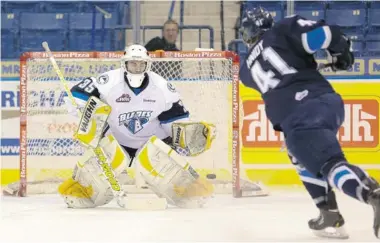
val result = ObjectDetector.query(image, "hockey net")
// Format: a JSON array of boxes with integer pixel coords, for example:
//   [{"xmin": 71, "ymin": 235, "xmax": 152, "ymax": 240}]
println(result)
[{"xmin": 6, "ymin": 51, "xmax": 266, "ymax": 198}]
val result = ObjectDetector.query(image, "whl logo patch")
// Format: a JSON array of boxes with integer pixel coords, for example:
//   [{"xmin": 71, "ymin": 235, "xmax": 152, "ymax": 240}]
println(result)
[
  {"xmin": 116, "ymin": 94, "xmax": 131, "ymax": 103},
  {"xmin": 118, "ymin": 111, "xmax": 152, "ymax": 134},
  {"xmin": 241, "ymin": 99, "xmax": 380, "ymax": 149}
]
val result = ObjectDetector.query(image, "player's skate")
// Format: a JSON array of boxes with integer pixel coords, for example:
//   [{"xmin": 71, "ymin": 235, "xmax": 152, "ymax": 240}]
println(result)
[
  {"xmin": 366, "ymin": 178, "xmax": 380, "ymax": 238},
  {"xmin": 308, "ymin": 191, "xmax": 349, "ymax": 239}
]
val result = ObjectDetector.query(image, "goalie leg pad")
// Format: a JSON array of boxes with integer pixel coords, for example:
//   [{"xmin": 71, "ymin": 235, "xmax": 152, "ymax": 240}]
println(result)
[
  {"xmin": 59, "ymin": 178, "xmax": 97, "ymax": 208},
  {"xmin": 135, "ymin": 136, "xmax": 214, "ymax": 208},
  {"xmin": 59, "ymin": 135, "xmax": 131, "ymax": 208},
  {"xmin": 59, "ymin": 152, "xmax": 115, "ymax": 208}
]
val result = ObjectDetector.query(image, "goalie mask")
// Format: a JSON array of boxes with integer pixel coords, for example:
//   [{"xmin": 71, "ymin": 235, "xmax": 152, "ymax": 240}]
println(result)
[{"xmin": 121, "ymin": 44, "xmax": 152, "ymax": 88}]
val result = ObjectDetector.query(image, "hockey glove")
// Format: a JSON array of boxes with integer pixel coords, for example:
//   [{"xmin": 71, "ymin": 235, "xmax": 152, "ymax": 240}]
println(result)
[{"xmin": 328, "ymin": 35, "xmax": 354, "ymax": 71}]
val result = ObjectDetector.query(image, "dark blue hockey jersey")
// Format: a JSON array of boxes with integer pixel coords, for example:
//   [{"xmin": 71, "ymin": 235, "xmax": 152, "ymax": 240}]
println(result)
[{"xmin": 239, "ymin": 15, "xmax": 350, "ymax": 131}]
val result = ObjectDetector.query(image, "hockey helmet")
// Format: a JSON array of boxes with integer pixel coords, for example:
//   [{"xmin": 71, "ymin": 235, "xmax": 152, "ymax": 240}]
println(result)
[
  {"xmin": 240, "ymin": 7, "xmax": 274, "ymax": 45},
  {"xmin": 121, "ymin": 44, "xmax": 152, "ymax": 88}
]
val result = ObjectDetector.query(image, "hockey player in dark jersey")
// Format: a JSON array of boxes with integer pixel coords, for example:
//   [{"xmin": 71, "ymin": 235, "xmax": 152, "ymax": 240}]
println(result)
[{"xmin": 239, "ymin": 7, "xmax": 380, "ymax": 239}]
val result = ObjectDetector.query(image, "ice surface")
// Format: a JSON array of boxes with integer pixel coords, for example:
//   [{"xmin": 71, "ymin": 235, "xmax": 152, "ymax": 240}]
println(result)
[{"xmin": 0, "ymin": 190, "xmax": 378, "ymax": 242}]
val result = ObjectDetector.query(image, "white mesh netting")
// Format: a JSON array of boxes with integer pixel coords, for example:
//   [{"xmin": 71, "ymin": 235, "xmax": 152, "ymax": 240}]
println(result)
[{"xmin": 8, "ymin": 52, "xmax": 266, "ymax": 197}]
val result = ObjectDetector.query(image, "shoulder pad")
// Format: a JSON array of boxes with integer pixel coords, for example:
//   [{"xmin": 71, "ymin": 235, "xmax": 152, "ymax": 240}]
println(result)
[
  {"xmin": 148, "ymin": 71, "xmax": 180, "ymax": 105},
  {"xmin": 93, "ymin": 69, "xmax": 123, "ymax": 96}
]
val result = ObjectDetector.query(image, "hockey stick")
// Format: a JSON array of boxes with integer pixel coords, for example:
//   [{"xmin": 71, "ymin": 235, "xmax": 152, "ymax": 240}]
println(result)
[{"xmin": 41, "ymin": 42, "xmax": 167, "ymax": 210}]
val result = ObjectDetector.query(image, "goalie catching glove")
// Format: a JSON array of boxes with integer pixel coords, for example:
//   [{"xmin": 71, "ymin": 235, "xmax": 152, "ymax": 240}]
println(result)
[{"xmin": 171, "ymin": 121, "xmax": 216, "ymax": 156}]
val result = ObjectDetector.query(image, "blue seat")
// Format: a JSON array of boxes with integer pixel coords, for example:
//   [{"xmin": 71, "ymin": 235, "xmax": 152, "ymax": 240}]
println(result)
[
  {"xmin": 295, "ymin": 1, "xmax": 326, "ymax": 10},
  {"xmin": 3, "ymin": 2, "xmax": 41, "ymax": 13},
  {"xmin": 1, "ymin": 13, "xmax": 19, "ymax": 59},
  {"xmin": 269, "ymin": 10, "xmax": 283, "ymax": 22},
  {"xmin": 327, "ymin": 1, "xmax": 367, "ymax": 9},
  {"xmin": 344, "ymin": 29, "xmax": 365, "ymax": 40},
  {"xmin": 370, "ymin": 1, "xmax": 380, "ymax": 9},
  {"xmin": 20, "ymin": 13, "xmax": 68, "ymax": 53},
  {"xmin": 40, "ymin": 2, "xmax": 87, "ymax": 13},
  {"xmin": 82, "ymin": 2, "xmax": 125, "ymax": 24},
  {"xmin": 244, "ymin": 1, "xmax": 284, "ymax": 22},
  {"xmin": 296, "ymin": 10, "xmax": 324, "ymax": 21},
  {"xmin": 326, "ymin": 9, "xmax": 365, "ymax": 27},
  {"xmin": 369, "ymin": 9, "xmax": 380, "ymax": 27},
  {"xmin": 351, "ymin": 41, "xmax": 364, "ymax": 52},
  {"xmin": 366, "ymin": 33, "xmax": 380, "ymax": 40},
  {"xmin": 69, "ymin": 13, "xmax": 118, "ymax": 51},
  {"xmin": 82, "ymin": 2, "xmax": 123, "ymax": 13},
  {"xmin": 294, "ymin": 1, "xmax": 326, "ymax": 21},
  {"xmin": 366, "ymin": 41, "xmax": 380, "ymax": 54}
]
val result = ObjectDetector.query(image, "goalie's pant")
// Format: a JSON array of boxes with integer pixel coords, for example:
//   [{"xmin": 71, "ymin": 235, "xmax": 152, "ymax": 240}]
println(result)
[
  {"xmin": 281, "ymin": 93, "xmax": 372, "ymax": 203},
  {"xmin": 121, "ymin": 136, "xmax": 172, "ymax": 166}
]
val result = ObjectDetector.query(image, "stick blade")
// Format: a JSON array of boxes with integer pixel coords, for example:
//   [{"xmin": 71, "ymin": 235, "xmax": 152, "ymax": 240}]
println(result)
[{"xmin": 124, "ymin": 198, "xmax": 168, "ymax": 211}]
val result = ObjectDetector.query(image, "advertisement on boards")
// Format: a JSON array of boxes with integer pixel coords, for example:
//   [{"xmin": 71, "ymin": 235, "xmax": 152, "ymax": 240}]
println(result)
[{"xmin": 240, "ymin": 81, "xmax": 380, "ymax": 184}]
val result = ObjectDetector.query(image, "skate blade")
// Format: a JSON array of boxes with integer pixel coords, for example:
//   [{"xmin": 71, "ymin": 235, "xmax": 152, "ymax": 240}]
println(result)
[
  {"xmin": 312, "ymin": 226, "xmax": 349, "ymax": 239},
  {"xmin": 370, "ymin": 188, "xmax": 380, "ymax": 239}
]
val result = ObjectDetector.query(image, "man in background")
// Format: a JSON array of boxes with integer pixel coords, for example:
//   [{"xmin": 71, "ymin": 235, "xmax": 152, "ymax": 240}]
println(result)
[
  {"xmin": 146, "ymin": 19, "xmax": 181, "ymax": 80},
  {"xmin": 145, "ymin": 19, "xmax": 180, "ymax": 51}
]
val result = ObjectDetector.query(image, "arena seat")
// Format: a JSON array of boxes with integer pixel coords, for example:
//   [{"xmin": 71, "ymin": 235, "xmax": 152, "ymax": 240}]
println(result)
[
  {"xmin": 294, "ymin": 1, "xmax": 325, "ymax": 21},
  {"xmin": 69, "ymin": 13, "xmax": 118, "ymax": 51},
  {"xmin": 20, "ymin": 13, "xmax": 68, "ymax": 53},
  {"xmin": 366, "ymin": 33, "xmax": 380, "ymax": 41},
  {"xmin": 244, "ymin": 1, "xmax": 284, "ymax": 22},
  {"xmin": 295, "ymin": 10, "xmax": 324, "ymax": 21},
  {"xmin": 366, "ymin": 41, "xmax": 380, "ymax": 55},
  {"xmin": 40, "ymin": 2, "xmax": 87, "ymax": 13},
  {"xmin": 2, "ymin": 2, "xmax": 41, "ymax": 13},
  {"xmin": 368, "ymin": 9, "xmax": 380, "ymax": 27},
  {"xmin": 1, "ymin": 13, "xmax": 19, "ymax": 58},
  {"xmin": 326, "ymin": 9, "xmax": 365, "ymax": 27}
]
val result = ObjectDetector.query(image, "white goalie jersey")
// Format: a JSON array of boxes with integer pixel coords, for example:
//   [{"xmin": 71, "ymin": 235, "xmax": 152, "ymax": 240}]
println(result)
[{"xmin": 65, "ymin": 68, "xmax": 190, "ymax": 150}]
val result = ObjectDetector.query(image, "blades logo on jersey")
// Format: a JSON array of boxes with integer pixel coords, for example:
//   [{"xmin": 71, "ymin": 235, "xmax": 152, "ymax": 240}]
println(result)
[{"xmin": 118, "ymin": 111, "xmax": 153, "ymax": 134}]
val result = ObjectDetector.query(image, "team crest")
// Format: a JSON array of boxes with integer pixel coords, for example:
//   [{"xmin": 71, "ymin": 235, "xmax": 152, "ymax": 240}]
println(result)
[
  {"xmin": 118, "ymin": 111, "xmax": 153, "ymax": 134},
  {"xmin": 116, "ymin": 94, "xmax": 131, "ymax": 102}
]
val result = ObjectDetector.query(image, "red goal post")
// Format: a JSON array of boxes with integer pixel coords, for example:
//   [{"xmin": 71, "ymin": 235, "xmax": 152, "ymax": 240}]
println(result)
[{"xmin": 18, "ymin": 50, "xmax": 245, "ymax": 197}]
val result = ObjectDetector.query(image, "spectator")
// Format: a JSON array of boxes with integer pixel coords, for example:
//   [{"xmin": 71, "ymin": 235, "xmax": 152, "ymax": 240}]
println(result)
[{"xmin": 145, "ymin": 19, "xmax": 180, "ymax": 51}]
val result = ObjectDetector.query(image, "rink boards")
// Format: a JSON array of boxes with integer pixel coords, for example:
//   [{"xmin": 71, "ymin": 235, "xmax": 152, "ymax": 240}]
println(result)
[{"xmin": 1, "ymin": 76, "xmax": 380, "ymax": 187}]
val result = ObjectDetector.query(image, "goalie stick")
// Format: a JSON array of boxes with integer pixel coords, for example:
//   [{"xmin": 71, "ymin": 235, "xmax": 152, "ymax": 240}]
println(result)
[{"xmin": 41, "ymin": 42, "xmax": 167, "ymax": 210}]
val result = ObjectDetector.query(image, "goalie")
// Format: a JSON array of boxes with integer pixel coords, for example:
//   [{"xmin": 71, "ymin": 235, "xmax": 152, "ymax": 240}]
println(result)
[{"xmin": 60, "ymin": 44, "xmax": 216, "ymax": 209}]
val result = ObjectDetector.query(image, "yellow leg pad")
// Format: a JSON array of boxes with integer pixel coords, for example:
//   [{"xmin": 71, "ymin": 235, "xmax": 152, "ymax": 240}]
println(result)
[
  {"xmin": 99, "ymin": 134, "xmax": 130, "ymax": 175},
  {"xmin": 173, "ymin": 177, "xmax": 214, "ymax": 198},
  {"xmin": 58, "ymin": 178, "xmax": 94, "ymax": 199}
]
